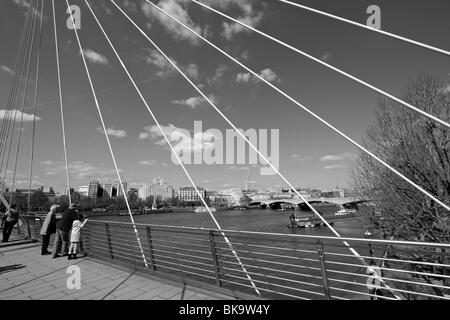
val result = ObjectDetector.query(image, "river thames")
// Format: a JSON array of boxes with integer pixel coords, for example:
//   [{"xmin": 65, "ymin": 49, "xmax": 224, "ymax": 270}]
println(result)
[
  {"xmin": 87, "ymin": 204, "xmax": 373, "ymax": 299},
  {"xmin": 89, "ymin": 203, "xmax": 370, "ymax": 238}
]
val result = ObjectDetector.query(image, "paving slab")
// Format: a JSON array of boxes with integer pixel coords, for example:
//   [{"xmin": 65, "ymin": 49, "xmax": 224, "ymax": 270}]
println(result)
[{"xmin": 0, "ymin": 243, "xmax": 238, "ymax": 300}]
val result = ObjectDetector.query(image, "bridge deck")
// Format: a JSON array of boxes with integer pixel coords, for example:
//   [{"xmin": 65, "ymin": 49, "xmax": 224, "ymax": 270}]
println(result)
[{"xmin": 0, "ymin": 242, "xmax": 237, "ymax": 300}]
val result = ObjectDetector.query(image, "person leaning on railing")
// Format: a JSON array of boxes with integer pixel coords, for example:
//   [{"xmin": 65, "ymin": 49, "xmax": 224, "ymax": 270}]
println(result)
[
  {"xmin": 52, "ymin": 204, "xmax": 77, "ymax": 258},
  {"xmin": 2, "ymin": 204, "xmax": 19, "ymax": 243},
  {"xmin": 39, "ymin": 205, "xmax": 59, "ymax": 255}
]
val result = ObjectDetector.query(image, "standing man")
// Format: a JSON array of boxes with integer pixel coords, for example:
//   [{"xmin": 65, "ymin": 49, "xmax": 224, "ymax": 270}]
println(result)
[
  {"xmin": 52, "ymin": 204, "xmax": 77, "ymax": 258},
  {"xmin": 2, "ymin": 204, "xmax": 20, "ymax": 242},
  {"xmin": 40, "ymin": 205, "xmax": 59, "ymax": 255}
]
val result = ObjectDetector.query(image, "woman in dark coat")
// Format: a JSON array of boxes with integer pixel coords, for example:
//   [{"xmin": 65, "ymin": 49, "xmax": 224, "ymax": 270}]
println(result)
[{"xmin": 40, "ymin": 205, "xmax": 59, "ymax": 255}]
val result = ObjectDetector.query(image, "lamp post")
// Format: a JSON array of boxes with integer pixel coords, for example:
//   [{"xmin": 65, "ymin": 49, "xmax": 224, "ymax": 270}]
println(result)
[{"xmin": 364, "ymin": 230, "xmax": 374, "ymax": 265}]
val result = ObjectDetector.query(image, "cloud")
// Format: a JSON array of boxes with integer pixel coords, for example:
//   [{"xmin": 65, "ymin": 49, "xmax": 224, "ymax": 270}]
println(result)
[
  {"xmin": 1, "ymin": 65, "xmax": 14, "ymax": 75},
  {"xmin": 0, "ymin": 110, "xmax": 41, "ymax": 122},
  {"xmin": 139, "ymin": 49, "xmax": 198, "ymax": 80},
  {"xmin": 184, "ymin": 63, "xmax": 200, "ymax": 80},
  {"xmin": 13, "ymin": 0, "xmax": 30, "ymax": 8},
  {"xmin": 222, "ymin": 11, "xmax": 264, "ymax": 40},
  {"xmin": 96, "ymin": 127, "xmax": 126, "ymax": 138},
  {"xmin": 42, "ymin": 160, "xmax": 122, "ymax": 180},
  {"xmin": 259, "ymin": 68, "xmax": 281, "ymax": 83},
  {"xmin": 139, "ymin": 160, "xmax": 157, "ymax": 166},
  {"xmin": 13, "ymin": 0, "xmax": 43, "ymax": 18},
  {"xmin": 324, "ymin": 164, "xmax": 348, "ymax": 170},
  {"xmin": 82, "ymin": 49, "xmax": 109, "ymax": 65},
  {"xmin": 92, "ymin": 2, "xmax": 113, "ymax": 15},
  {"xmin": 40, "ymin": 160, "xmax": 54, "ymax": 166},
  {"xmin": 241, "ymin": 50, "xmax": 250, "ymax": 60},
  {"xmin": 143, "ymin": 49, "xmax": 176, "ymax": 77},
  {"xmin": 227, "ymin": 166, "xmax": 249, "ymax": 171},
  {"xmin": 320, "ymin": 152, "xmax": 358, "ymax": 162},
  {"xmin": 139, "ymin": 132, "xmax": 150, "ymax": 140},
  {"xmin": 321, "ymin": 52, "xmax": 332, "ymax": 62},
  {"xmin": 207, "ymin": 64, "xmax": 228, "ymax": 86},
  {"xmin": 122, "ymin": 0, "xmax": 138, "ymax": 12},
  {"xmin": 236, "ymin": 72, "xmax": 252, "ymax": 83},
  {"xmin": 141, "ymin": 123, "xmax": 219, "ymax": 153},
  {"xmin": 142, "ymin": 0, "xmax": 202, "ymax": 45},
  {"xmin": 236, "ymin": 68, "xmax": 281, "ymax": 84},
  {"xmin": 204, "ymin": 0, "xmax": 265, "ymax": 40},
  {"xmin": 172, "ymin": 94, "xmax": 217, "ymax": 109},
  {"xmin": 4, "ymin": 178, "xmax": 43, "ymax": 188},
  {"xmin": 292, "ymin": 154, "xmax": 313, "ymax": 161},
  {"xmin": 442, "ymin": 84, "xmax": 450, "ymax": 94}
]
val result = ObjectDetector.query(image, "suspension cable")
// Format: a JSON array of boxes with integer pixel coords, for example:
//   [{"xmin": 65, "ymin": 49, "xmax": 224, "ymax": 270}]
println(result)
[
  {"xmin": 3, "ymin": 0, "xmax": 37, "ymax": 189},
  {"xmin": 117, "ymin": 0, "xmax": 422, "ymax": 297},
  {"xmin": 65, "ymin": 0, "xmax": 148, "ymax": 268},
  {"xmin": 147, "ymin": 0, "xmax": 450, "ymax": 214},
  {"xmin": 0, "ymin": 2, "xmax": 33, "ymax": 155},
  {"xmin": 278, "ymin": 0, "xmax": 450, "ymax": 57},
  {"xmin": 28, "ymin": 0, "xmax": 45, "ymax": 212},
  {"xmin": 52, "ymin": 0, "xmax": 72, "ymax": 205},
  {"xmin": 0, "ymin": 1, "xmax": 34, "ymax": 177},
  {"xmin": 10, "ymin": 0, "xmax": 40, "ymax": 204},
  {"xmin": 88, "ymin": 0, "xmax": 260, "ymax": 295},
  {"xmin": 113, "ymin": 0, "xmax": 402, "ymax": 297},
  {"xmin": 192, "ymin": 0, "xmax": 450, "ymax": 130}
]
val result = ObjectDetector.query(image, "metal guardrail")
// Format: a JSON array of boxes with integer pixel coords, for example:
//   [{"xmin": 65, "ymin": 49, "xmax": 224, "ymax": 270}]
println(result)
[{"xmin": 18, "ymin": 216, "xmax": 450, "ymax": 300}]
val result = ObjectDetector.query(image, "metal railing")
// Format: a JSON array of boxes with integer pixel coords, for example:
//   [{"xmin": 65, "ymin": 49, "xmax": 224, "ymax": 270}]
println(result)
[{"xmin": 17, "ymin": 216, "xmax": 450, "ymax": 300}]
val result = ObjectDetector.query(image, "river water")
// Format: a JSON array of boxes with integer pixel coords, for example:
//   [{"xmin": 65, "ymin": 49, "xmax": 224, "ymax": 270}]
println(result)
[
  {"xmin": 87, "ymin": 204, "xmax": 373, "ymax": 299},
  {"xmin": 90, "ymin": 203, "xmax": 370, "ymax": 238}
]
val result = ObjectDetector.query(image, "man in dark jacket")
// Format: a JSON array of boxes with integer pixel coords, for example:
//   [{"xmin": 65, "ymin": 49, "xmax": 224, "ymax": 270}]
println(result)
[
  {"xmin": 52, "ymin": 204, "xmax": 77, "ymax": 258},
  {"xmin": 2, "ymin": 204, "xmax": 19, "ymax": 243}
]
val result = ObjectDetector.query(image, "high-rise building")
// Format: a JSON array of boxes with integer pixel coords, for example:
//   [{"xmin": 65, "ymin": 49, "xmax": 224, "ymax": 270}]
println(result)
[
  {"xmin": 151, "ymin": 177, "xmax": 174, "ymax": 201},
  {"xmin": 138, "ymin": 183, "xmax": 151, "ymax": 200},
  {"xmin": 177, "ymin": 186, "xmax": 206, "ymax": 202},
  {"xmin": 86, "ymin": 181, "xmax": 127, "ymax": 198},
  {"xmin": 100, "ymin": 183, "xmax": 111, "ymax": 198},
  {"xmin": 117, "ymin": 182, "xmax": 127, "ymax": 197},
  {"xmin": 78, "ymin": 185, "xmax": 89, "ymax": 197},
  {"xmin": 88, "ymin": 181, "xmax": 100, "ymax": 198}
]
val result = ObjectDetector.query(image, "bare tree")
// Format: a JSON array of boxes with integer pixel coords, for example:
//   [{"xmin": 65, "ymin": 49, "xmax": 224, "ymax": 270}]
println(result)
[{"xmin": 353, "ymin": 75, "xmax": 450, "ymax": 297}]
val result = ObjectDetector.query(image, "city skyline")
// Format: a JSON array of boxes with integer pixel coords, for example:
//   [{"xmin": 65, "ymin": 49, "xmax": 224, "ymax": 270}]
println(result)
[{"xmin": 1, "ymin": 0, "xmax": 449, "ymax": 193}]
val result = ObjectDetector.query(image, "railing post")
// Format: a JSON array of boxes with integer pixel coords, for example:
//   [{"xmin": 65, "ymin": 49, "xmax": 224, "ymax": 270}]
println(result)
[
  {"xmin": 105, "ymin": 223, "xmax": 114, "ymax": 259},
  {"xmin": 209, "ymin": 230, "xmax": 223, "ymax": 287},
  {"xmin": 25, "ymin": 215, "xmax": 32, "ymax": 239},
  {"xmin": 316, "ymin": 240, "xmax": 331, "ymax": 300},
  {"xmin": 146, "ymin": 226, "xmax": 156, "ymax": 271},
  {"xmin": 84, "ymin": 224, "xmax": 91, "ymax": 254}
]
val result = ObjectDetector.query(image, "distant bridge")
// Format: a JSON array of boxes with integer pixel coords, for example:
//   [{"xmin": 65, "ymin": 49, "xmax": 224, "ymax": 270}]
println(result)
[{"xmin": 250, "ymin": 197, "xmax": 369, "ymax": 209}]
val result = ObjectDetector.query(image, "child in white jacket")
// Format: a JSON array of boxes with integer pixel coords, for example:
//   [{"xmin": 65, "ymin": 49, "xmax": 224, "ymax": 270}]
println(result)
[{"xmin": 68, "ymin": 213, "xmax": 88, "ymax": 260}]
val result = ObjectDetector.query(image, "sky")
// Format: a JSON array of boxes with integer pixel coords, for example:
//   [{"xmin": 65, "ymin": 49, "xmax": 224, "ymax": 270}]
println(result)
[{"xmin": 0, "ymin": 0, "xmax": 449, "ymax": 193}]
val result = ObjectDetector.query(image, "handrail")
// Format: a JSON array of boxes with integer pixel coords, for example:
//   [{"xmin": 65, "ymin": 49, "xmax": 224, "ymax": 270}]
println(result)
[
  {"xmin": 86, "ymin": 219, "xmax": 450, "ymax": 249},
  {"xmin": 17, "ymin": 216, "xmax": 450, "ymax": 300}
]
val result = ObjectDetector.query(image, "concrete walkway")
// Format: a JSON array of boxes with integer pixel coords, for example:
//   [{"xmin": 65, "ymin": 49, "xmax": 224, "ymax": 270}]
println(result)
[{"xmin": 0, "ymin": 243, "xmax": 237, "ymax": 300}]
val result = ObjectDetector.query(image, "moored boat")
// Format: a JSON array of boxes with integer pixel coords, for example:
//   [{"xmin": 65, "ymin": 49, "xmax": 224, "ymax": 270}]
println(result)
[{"xmin": 194, "ymin": 206, "xmax": 217, "ymax": 213}]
